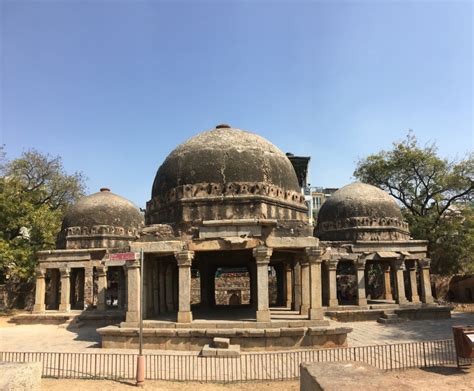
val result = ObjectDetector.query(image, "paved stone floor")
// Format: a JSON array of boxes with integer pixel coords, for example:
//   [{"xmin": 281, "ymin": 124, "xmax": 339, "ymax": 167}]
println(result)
[{"xmin": 1, "ymin": 312, "xmax": 472, "ymax": 353}]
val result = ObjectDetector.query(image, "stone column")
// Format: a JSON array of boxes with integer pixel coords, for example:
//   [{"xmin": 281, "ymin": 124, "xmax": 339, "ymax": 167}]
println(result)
[
  {"xmin": 96, "ymin": 266, "xmax": 108, "ymax": 311},
  {"xmin": 326, "ymin": 257, "xmax": 339, "ymax": 307},
  {"xmin": 199, "ymin": 261, "xmax": 210, "ymax": 307},
  {"xmin": 253, "ymin": 246, "xmax": 273, "ymax": 322},
  {"xmin": 391, "ymin": 259, "xmax": 408, "ymax": 305},
  {"xmin": 33, "ymin": 268, "xmax": 46, "ymax": 313},
  {"xmin": 175, "ymin": 250, "xmax": 194, "ymax": 323},
  {"xmin": 125, "ymin": 259, "xmax": 140, "ymax": 323},
  {"xmin": 383, "ymin": 263, "xmax": 393, "ymax": 301},
  {"xmin": 152, "ymin": 262, "xmax": 160, "ymax": 316},
  {"xmin": 300, "ymin": 258, "xmax": 310, "ymax": 315},
  {"xmin": 59, "ymin": 268, "xmax": 71, "ymax": 312},
  {"xmin": 285, "ymin": 262, "xmax": 292, "ymax": 308},
  {"xmin": 408, "ymin": 261, "xmax": 420, "ymax": 304},
  {"xmin": 165, "ymin": 264, "xmax": 174, "ymax": 311},
  {"xmin": 84, "ymin": 266, "xmax": 94, "ymax": 309},
  {"xmin": 355, "ymin": 257, "xmax": 367, "ymax": 306},
  {"xmin": 292, "ymin": 260, "xmax": 302, "ymax": 311},
  {"xmin": 307, "ymin": 248, "xmax": 324, "ymax": 320},
  {"xmin": 158, "ymin": 263, "xmax": 166, "ymax": 313},
  {"xmin": 419, "ymin": 258, "xmax": 434, "ymax": 304}
]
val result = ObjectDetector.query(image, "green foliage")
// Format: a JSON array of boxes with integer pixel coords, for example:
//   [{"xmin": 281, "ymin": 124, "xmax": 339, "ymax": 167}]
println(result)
[
  {"xmin": 0, "ymin": 147, "xmax": 86, "ymax": 283},
  {"xmin": 354, "ymin": 133, "xmax": 473, "ymax": 275}
]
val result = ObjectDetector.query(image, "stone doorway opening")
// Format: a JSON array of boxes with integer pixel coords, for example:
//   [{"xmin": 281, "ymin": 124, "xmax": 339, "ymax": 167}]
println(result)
[
  {"xmin": 336, "ymin": 261, "xmax": 357, "ymax": 305},
  {"xmin": 70, "ymin": 268, "xmax": 85, "ymax": 310},
  {"xmin": 45, "ymin": 269, "xmax": 60, "ymax": 310}
]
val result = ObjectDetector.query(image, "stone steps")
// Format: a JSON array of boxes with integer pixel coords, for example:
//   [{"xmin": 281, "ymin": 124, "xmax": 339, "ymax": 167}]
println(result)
[{"xmin": 377, "ymin": 311, "xmax": 406, "ymax": 324}]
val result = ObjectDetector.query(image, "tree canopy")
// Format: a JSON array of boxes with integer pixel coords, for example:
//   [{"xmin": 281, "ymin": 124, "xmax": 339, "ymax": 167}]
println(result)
[
  {"xmin": 354, "ymin": 133, "xmax": 473, "ymax": 275},
  {"xmin": 0, "ymin": 147, "xmax": 86, "ymax": 282}
]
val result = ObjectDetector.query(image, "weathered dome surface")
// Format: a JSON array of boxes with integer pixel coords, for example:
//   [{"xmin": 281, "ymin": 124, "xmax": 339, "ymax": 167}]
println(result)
[
  {"xmin": 62, "ymin": 189, "xmax": 143, "ymax": 231},
  {"xmin": 151, "ymin": 126, "xmax": 301, "ymax": 199},
  {"xmin": 316, "ymin": 183, "xmax": 410, "ymax": 241},
  {"xmin": 147, "ymin": 125, "xmax": 308, "ymax": 229}
]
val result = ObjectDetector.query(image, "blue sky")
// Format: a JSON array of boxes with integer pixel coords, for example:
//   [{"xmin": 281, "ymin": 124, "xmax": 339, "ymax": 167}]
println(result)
[{"xmin": 1, "ymin": 0, "xmax": 472, "ymax": 208}]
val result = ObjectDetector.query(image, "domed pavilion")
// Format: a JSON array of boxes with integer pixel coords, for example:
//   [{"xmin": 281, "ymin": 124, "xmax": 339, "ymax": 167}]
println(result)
[{"xmin": 29, "ymin": 124, "xmax": 443, "ymax": 351}]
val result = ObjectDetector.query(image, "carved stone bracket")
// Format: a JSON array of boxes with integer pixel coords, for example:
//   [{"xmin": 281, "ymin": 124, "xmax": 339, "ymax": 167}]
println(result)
[
  {"xmin": 253, "ymin": 246, "xmax": 273, "ymax": 265},
  {"xmin": 59, "ymin": 268, "xmax": 70, "ymax": 278},
  {"xmin": 175, "ymin": 250, "xmax": 195, "ymax": 267},
  {"xmin": 391, "ymin": 259, "xmax": 406, "ymax": 271},
  {"xmin": 418, "ymin": 258, "xmax": 431, "ymax": 269},
  {"xmin": 35, "ymin": 268, "xmax": 46, "ymax": 279},
  {"xmin": 325, "ymin": 256, "xmax": 339, "ymax": 270},
  {"xmin": 354, "ymin": 255, "xmax": 367, "ymax": 270},
  {"xmin": 305, "ymin": 247, "xmax": 323, "ymax": 264},
  {"xmin": 96, "ymin": 265, "xmax": 108, "ymax": 276}
]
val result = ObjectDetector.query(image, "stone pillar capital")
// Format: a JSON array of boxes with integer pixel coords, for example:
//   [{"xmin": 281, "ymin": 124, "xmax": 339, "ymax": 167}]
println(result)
[
  {"xmin": 305, "ymin": 247, "xmax": 323, "ymax": 264},
  {"xmin": 175, "ymin": 250, "xmax": 194, "ymax": 267},
  {"xmin": 35, "ymin": 268, "xmax": 46, "ymax": 279},
  {"xmin": 418, "ymin": 258, "xmax": 431, "ymax": 269},
  {"xmin": 97, "ymin": 265, "xmax": 108, "ymax": 276},
  {"xmin": 325, "ymin": 256, "xmax": 339, "ymax": 270},
  {"xmin": 391, "ymin": 258, "xmax": 406, "ymax": 271},
  {"xmin": 126, "ymin": 260, "xmax": 141, "ymax": 269},
  {"xmin": 59, "ymin": 268, "xmax": 70, "ymax": 278},
  {"xmin": 253, "ymin": 246, "xmax": 272, "ymax": 265},
  {"xmin": 355, "ymin": 256, "xmax": 367, "ymax": 270}
]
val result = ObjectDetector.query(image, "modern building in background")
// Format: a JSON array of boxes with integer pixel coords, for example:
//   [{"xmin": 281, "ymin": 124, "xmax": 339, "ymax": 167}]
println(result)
[{"xmin": 310, "ymin": 187, "xmax": 339, "ymax": 224}]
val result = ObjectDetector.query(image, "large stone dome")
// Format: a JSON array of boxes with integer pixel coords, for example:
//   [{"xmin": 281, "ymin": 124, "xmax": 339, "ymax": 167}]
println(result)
[
  {"xmin": 151, "ymin": 125, "xmax": 300, "ymax": 199},
  {"xmin": 58, "ymin": 188, "xmax": 144, "ymax": 249},
  {"xmin": 146, "ymin": 124, "xmax": 307, "ymax": 228},
  {"xmin": 315, "ymin": 183, "xmax": 410, "ymax": 241}
]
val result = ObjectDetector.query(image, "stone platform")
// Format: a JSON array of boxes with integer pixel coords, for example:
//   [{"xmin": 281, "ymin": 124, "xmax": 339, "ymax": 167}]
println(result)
[
  {"xmin": 10, "ymin": 310, "xmax": 125, "ymax": 326},
  {"xmin": 324, "ymin": 303, "xmax": 452, "ymax": 322},
  {"xmin": 98, "ymin": 321, "xmax": 352, "ymax": 351}
]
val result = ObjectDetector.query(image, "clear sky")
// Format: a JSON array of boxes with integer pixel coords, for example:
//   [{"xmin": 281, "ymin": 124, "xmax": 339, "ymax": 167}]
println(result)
[{"xmin": 1, "ymin": 0, "xmax": 472, "ymax": 208}]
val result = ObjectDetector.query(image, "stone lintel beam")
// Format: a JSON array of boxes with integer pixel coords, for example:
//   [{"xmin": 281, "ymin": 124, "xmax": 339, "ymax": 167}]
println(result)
[
  {"xmin": 202, "ymin": 218, "xmax": 277, "ymax": 226},
  {"xmin": 188, "ymin": 238, "xmax": 262, "ymax": 252},
  {"xmin": 130, "ymin": 241, "xmax": 184, "ymax": 253},
  {"xmin": 265, "ymin": 236, "xmax": 319, "ymax": 249}
]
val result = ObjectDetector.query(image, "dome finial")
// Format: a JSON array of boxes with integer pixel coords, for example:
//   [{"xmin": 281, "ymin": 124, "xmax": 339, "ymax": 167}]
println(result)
[
  {"xmin": 100, "ymin": 187, "xmax": 110, "ymax": 192},
  {"xmin": 215, "ymin": 123, "xmax": 231, "ymax": 129}
]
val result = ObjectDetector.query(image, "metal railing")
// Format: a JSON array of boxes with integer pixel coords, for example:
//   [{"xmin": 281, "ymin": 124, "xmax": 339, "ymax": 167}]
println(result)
[{"xmin": 1, "ymin": 339, "xmax": 470, "ymax": 382}]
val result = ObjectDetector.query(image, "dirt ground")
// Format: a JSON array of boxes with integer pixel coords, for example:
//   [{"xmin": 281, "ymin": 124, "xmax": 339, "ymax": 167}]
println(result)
[{"xmin": 41, "ymin": 366, "xmax": 474, "ymax": 390}]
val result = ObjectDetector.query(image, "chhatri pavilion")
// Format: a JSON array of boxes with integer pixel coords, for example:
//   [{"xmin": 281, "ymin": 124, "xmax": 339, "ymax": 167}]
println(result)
[{"xmin": 25, "ymin": 124, "xmax": 448, "ymax": 350}]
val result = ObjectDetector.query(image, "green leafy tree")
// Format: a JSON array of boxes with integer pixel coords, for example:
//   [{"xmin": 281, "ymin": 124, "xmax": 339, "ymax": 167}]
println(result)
[
  {"xmin": 0, "ymin": 147, "xmax": 86, "ymax": 285},
  {"xmin": 354, "ymin": 133, "xmax": 473, "ymax": 275}
]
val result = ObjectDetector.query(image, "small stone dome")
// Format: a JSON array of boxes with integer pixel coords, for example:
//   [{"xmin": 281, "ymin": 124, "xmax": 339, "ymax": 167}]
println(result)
[
  {"xmin": 315, "ymin": 183, "xmax": 410, "ymax": 241},
  {"xmin": 58, "ymin": 188, "xmax": 144, "ymax": 249},
  {"xmin": 62, "ymin": 188, "xmax": 143, "ymax": 230}
]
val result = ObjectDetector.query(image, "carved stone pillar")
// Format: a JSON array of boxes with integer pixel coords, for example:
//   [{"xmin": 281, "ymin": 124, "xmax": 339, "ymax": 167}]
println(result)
[
  {"xmin": 84, "ymin": 266, "xmax": 94, "ymax": 309},
  {"xmin": 96, "ymin": 266, "xmax": 108, "ymax": 311},
  {"xmin": 158, "ymin": 263, "xmax": 166, "ymax": 313},
  {"xmin": 253, "ymin": 246, "xmax": 272, "ymax": 322},
  {"xmin": 285, "ymin": 262, "xmax": 292, "ymax": 308},
  {"xmin": 165, "ymin": 264, "xmax": 174, "ymax": 312},
  {"xmin": 325, "ymin": 257, "xmax": 338, "ymax": 307},
  {"xmin": 199, "ymin": 261, "xmax": 210, "ymax": 306},
  {"xmin": 175, "ymin": 250, "xmax": 194, "ymax": 323},
  {"xmin": 125, "ymin": 259, "xmax": 140, "ymax": 323},
  {"xmin": 408, "ymin": 261, "xmax": 420, "ymax": 304},
  {"xmin": 33, "ymin": 268, "xmax": 46, "ymax": 313},
  {"xmin": 307, "ymin": 248, "xmax": 323, "ymax": 320},
  {"xmin": 292, "ymin": 260, "xmax": 302, "ymax": 311},
  {"xmin": 300, "ymin": 258, "xmax": 310, "ymax": 315},
  {"xmin": 391, "ymin": 259, "xmax": 408, "ymax": 305},
  {"xmin": 383, "ymin": 263, "xmax": 393, "ymax": 301},
  {"xmin": 355, "ymin": 257, "xmax": 367, "ymax": 306},
  {"xmin": 419, "ymin": 258, "xmax": 434, "ymax": 304},
  {"xmin": 59, "ymin": 268, "xmax": 71, "ymax": 312}
]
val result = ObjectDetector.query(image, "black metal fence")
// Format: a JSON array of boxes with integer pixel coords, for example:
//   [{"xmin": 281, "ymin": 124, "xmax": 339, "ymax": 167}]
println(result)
[{"xmin": 0, "ymin": 339, "xmax": 470, "ymax": 382}]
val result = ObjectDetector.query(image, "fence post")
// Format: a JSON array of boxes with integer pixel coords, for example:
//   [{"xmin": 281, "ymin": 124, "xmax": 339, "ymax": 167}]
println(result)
[{"xmin": 422, "ymin": 342, "xmax": 427, "ymax": 367}]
